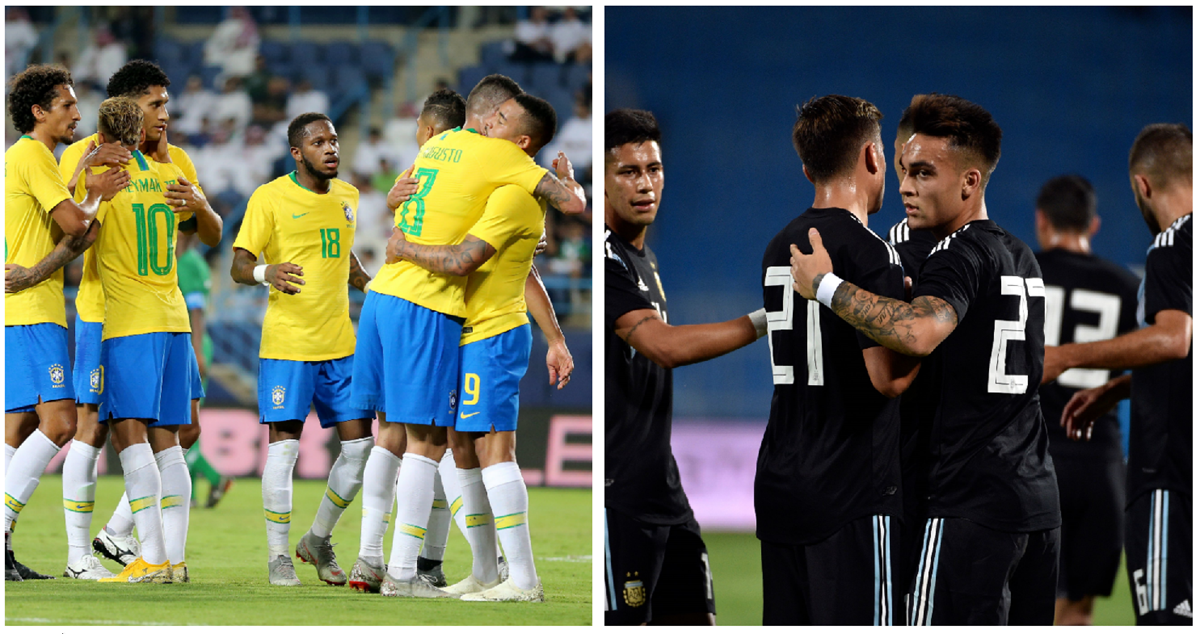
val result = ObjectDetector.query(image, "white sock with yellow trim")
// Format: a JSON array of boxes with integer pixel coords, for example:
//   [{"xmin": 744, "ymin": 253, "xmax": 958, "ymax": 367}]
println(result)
[
  {"xmin": 262, "ymin": 439, "xmax": 298, "ymax": 560},
  {"xmin": 155, "ymin": 445, "xmax": 190, "ymax": 565},
  {"xmin": 359, "ymin": 447, "xmax": 400, "ymax": 567},
  {"xmin": 5, "ymin": 443, "xmax": 16, "ymax": 476},
  {"xmin": 63, "ymin": 441, "xmax": 102, "ymax": 562},
  {"xmin": 438, "ymin": 449, "xmax": 468, "ymax": 535},
  {"xmin": 386, "ymin": 453, "xmax": 437, "ymax": 581},
  {"xmin": 312, "ymin": 436, "xmax": 372, "ymax": 539},
  {"xmin": 119, "ymin": 443, "xmax": 166, "ymax": 565},
  {"xmin": 421, "ymin": 456, "xmax": 451, "ymax": 562},
  {"xmin": 105, "ymin": 493, "xmax": 135, "ymax": 538},
  {"xmin": 457, "ymin": 467, "xmax": 498, "ymax": 584},
  {"xmin": 483, "ymin": 461, "xmax": 536, "ymax": 590},
  {"xmin": 5, "ymin": 430, "xmax": 61, "ymax": 534}
]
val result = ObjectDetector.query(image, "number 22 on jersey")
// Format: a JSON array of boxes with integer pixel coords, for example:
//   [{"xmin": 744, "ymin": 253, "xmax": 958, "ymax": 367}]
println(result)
[{"xmin": 765, "ymin": 266, "xmax": 824, "ymax": 386}]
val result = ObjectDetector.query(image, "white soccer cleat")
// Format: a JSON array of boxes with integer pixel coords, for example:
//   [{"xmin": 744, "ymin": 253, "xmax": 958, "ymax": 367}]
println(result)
[
  {"xmin": 64, "ymin": 554, "xmax": 115, "ymax": 580},
  {"xmin": 268, "ymin": 554, "xmax": 301, "ymax": 586},
  {"xmin": 460, "ymin": 577, "xmax": 545, "ymax": 603},
  {"xmin": 348, "ymin": 557, "xmax": 386, "ymax": 593},
  {"xmin": 295, "ymin": 531, "xmax": 347, "ymax": 586},
  {"xmin": 442, "ymin": 573, "xmax": 500, "ymax": 597},
  {"xmin": 93, "ymin": 529, "xmax": 141, "ymax": 567},
  {"xmin": 379, "ymin": 573, "xmax": 450, "ymax": 598}
]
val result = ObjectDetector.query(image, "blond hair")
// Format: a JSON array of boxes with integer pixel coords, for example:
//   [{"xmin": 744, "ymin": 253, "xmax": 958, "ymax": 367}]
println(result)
[{"xmin": 97, "ymin": 97, "xmax": 143, "ymax": 146}]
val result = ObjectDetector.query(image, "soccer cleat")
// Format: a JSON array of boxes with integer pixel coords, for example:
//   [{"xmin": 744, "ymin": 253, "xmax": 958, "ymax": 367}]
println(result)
[
  {"xmin": 295, "ymin": 531, "xmax": 346, "ymax": 585},
  {"xmin": 13, "ymin": 554, "xmax": 53, "ymax": 580},
  {"xmin": 206, "ymin": 478, "xmax": 234, "ymax": 509},
  {"xmin": 268, "ymin": 554, "xmax": 301, "ymax": 586},
  {"xmin": 461, "ymin": 577, "xmax": 545, "ymax": 603},
  {"xmin": 64, "ymin": 554, "xmax": 115, "ymax": 580},
  {"xmin": 5, "ymin": 549, "xmax": 22, "ymax": 582},
  {"xmin": 348, "ymin": 557, "xmax": 386, "ymax": 593},
  {"xmin": 498, "ymin": 555, "xmax": 509, "ymax": 582},
  {"xmin": 417, "ymin": 563, "xmax": 446, "ymax": 588},
  {"xmin": 93, "ymin": 529, "xmax": 141, "ymax": 566},
  {"xmin": 172, "ymin": 561, "xmax": 189, "ymax": 583},
  {"xmin": 380, "ymin": 573, "xmax": 450, "ymax": 598},
  {"xmin": 442, "ymin": 574, "xmax": 500, "ymax": 598},
  {"xmin": 98, "ymin": 557, "xmax": 172, "ymax": 583}
]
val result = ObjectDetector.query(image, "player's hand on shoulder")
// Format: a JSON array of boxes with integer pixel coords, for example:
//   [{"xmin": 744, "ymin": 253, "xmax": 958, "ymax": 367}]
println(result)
[
  {"xmin": 387, "ymin": 167, "xmax": 419, "ymax": 210},
  {"xmin": 84, "ymin": 140, "xmax": 132, "ymax": 169},
  {"xmin": 166, "ymin": 176, "xmax": 206, "ymax": 213},
  {"xmin": 547, "ymin": 339, "xmax": 574, "ymax": 389},
  {"xmin": 385, "ymin": 227, "xmax": 409, "ymax": 264},
  {"xmin": 87, "ymin": 166, "xmax": 131, "ymax": 201},
  {"xmin": 789, "ymin": 228, "xmax": 833, "ymax": 300},
  {"xmin": 267, "ymin": 262, "xmax": 305, "ymax": 295}
]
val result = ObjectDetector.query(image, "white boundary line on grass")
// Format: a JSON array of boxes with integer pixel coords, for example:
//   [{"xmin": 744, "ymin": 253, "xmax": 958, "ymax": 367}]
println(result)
[{"xmin": 7, "ymin": 617, "xmax": 208, "ymax": 626}]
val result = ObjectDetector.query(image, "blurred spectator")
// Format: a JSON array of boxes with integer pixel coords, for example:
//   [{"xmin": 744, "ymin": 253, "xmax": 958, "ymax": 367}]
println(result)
[
  {"xmin": 105, "ymin": 7, "xmax": 155, "ymax": 61},
  {"xmin": 550, "ymin": 7, "xmax": 591, "ymax": 64},
  {"xmin": 286, "ymin": 79, "xmax": 329, "ymax": 121},
  {"xmin": 204, "ymin": 7, "xmax": 260, "ymax": 80},
  {"xmin": 544, "ymin": 218, "xmax": 589, "ymax": 315},
  {"xmin": 73, "ymin": 25, "xmax": 128, "ymax": 91},
  {"xmin": 369, "ymin": 158, "xmax": 400, "ymax": 198},
  {"xmin": 231, "ymin": 125, "xmax": 285, "ymax": 198},
  {"xmin": 383, "ymin": 102, "xmax": 421, "ymax": 167},
  {"xmin": 541, "ymin": 84, "xmax": 592, "ymax": 181},
  {"xmin": 353, "ymin": 127, "xmax": 400, "ymax": 180},
  {"xmin": 74, "ymin": 83, "xmax": 104, "ymax": 140},
  {"xmin": 242, "ymin": 54, "xmax": 274, "ymax": 104},
  {"xmin": 212, "ymin": 77, "xmax": 253, "ymax": 132},
  {"xmin": 508, "ymin": 7, "xmax": 554, "ymax": 62},
  {"xmin": 192, "ymin": 123, "xmax": 240, "ymax": 205},
  {"xmin": 252, "ymin": 76, "xmax": 291, "ymax": 128},
  {"xmin": 5, "ymin": 8, "xmax": 39, "ymax": 78},
  {"xmin": 174, "ymin": 75, "xmax": 219, "ymax": 137},
  {"xmin": 349, "ymin": 174, "xmax": 391, "ymax": 271}
]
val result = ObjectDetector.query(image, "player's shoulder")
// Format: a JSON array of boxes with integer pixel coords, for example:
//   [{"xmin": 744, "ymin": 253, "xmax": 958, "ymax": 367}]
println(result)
[
  {"xmin": 329, "ymin": 177, "xmax": 359, "ymax": 198},
  {"xmin": 1148, "ymin": 213, "xmax": 1192, "ymax": 253},
  {"xmin": 167, "ymin": 143, "xmax": 194, "ymax": 165},
  {"xmin": 604, "ymin": 226, "xmax": 639, "ymax": 274},
  {"xmin": 8, "ymin": 135, "xmax": 54, "ymax": 164},
  {"xmin": 60, "ymin": 133, "xmax": 98, "ymax": 164},
  {"xmin": 490, "ymin": 183, "xmax": 539, "ymax": 208}
]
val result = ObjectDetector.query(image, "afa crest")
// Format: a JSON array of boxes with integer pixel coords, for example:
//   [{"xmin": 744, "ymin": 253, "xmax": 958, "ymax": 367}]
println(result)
[
  {"xmin": 49, "ymin": 363, "xmax": 65, "ymax": 386},
  {"xmin": 90, "ymin": 366, "xmax": 103, "ymax": 393},
  {"xmin": 623, "ymin": 579, "xmax": 646, "ymax": 608},
  {"xmin": 271, "ymin": 385, "xmax": 286, "ymax": 408},
  {"xmin": 342, "ymin": 201, "xmax": 354, "ymax": 223}
]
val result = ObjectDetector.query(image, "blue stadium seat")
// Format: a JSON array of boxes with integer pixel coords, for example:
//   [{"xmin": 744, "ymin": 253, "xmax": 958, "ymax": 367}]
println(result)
[
  {"xmin": 457, "ymin": 65, "xmax": 489, "ymax": 96},
  {"xmin": 324, "ymin": 40, "xmax": 357, "ymax": 67},
  {"xmin": 528, "ymin": 63, "xmax": 564, "ymax": 93},
  {"xmin": 288, "ymin": 42, "xmax": 324, "ymax": 69},
  {"xmin": 297, "ymin": 64, "xmax": 330, "ymax": 93},
  {"xmin": 266, "ymin": 59, "xmax": 294, "ymax": 81},
  {"xmin": 479, "ymin": 40, "xmax": 508, "ymax": 67},
  {"xmin": 174, "ymin": 7, "xmax": 225, "ymax": 24},
  {"xmin": 564, "ymin": 63, "xmax": 590, "ymax": 92},
  {"xmin": 160, "ymin": 61, "xmax": 194, "ymax": 88},
  {"xmin": 492, "ymin": 62, "xmax": 530, "ymax": 87},
  {"xmin": 187, "ymin": 41, "xmax": 206, "ymax": 66},
  {"xmin": 260, "ymin": 40, "xmax": 288, "ymax": 63},
  {"xmin": 540, "ymin": 85, "xmax": 574, "ymax": 127},
  {"xmin": 360, "ymin": 40, "xmax": 395, "ymax": 83},
  {"xmin": 199, "ymin": 65, "xmax": 223, "ymax": 90},
  {"xmin": 155, "ymin": 38, "xmax": 184, "ymax": 65},
  {"xmin": 333, "ymin": 66, "xmax": 367, "ymax": 94}
]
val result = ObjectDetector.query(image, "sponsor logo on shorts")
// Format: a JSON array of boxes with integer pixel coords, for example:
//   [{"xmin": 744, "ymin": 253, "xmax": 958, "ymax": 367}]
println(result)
[
  {"xmin": 49, "ymin": 364, "xmax": 65, "ymax": 386},
  {"xmin": 623, "ymin": 575, "xmax": 646, "ymax": 608},
  {"xmin": 90, "ymin": 367, "xmax": 103, "ymax": 393},
  {"xmin": 272, "ymin": 385, "xmax": 286, "ymax": 408}
]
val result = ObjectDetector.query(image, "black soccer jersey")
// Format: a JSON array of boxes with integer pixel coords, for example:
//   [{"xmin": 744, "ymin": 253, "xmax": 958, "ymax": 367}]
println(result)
[
  {"xmin": 756, "ymin": 208, "xmax": 906, "ymax": 544},
  {"xmin": 911, "ymin": 219, "xmax": 1060, "ymax": 533},
  {"xmin": 1129, "ymin": 214, "xmax": 1192, "ymax": 502},
  {"xmin": 604, "ymin": 226, "xmax": 693, "ymax": 525},
  {"xmin": 1036, "ymin": 249, "xmax": 1141, "ymax": 461},
  {"xmin": 887, "ymin": 217, "xmax": 939, "ymax": 283}
]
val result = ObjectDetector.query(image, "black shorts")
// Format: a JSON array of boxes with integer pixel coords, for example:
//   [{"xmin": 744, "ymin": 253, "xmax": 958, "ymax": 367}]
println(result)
[
  {"xmin": 1125, "ymin": 489, "xmax": 1192, "ymax": 625},
  {"xmin": 760, "ymin": 514, "xmax": 901, "ymax": 625},
  {"xmin": 908, "ymin": 517, "xmax": 1059, "ymax": 625},
  {"xmin": 1055, "ymin": 455, "xmax": 1124, "ymax": 600},
  {"xmin": 603, "ymin": 508, "xmax": 715, "ymax": 625}
]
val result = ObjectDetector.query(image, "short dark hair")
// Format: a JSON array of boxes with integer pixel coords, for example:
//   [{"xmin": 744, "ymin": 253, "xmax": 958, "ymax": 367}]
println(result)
[
  {"xmin": 1037, "ymin": 174, "xmax": 1096, "ymax": 232},
  {"xmin": 1129, "ymin": 123, "xmax": 1191, "ymax": 188},
  {"xmin": 465, "ymin": 74, "xmax": 522, "ymax": 119},
  {"xmin": 421, "ymin": 88, "xmax": 466, "ymax": 132},
  {"xmin": 7, "ymin": 64, "xmax": 73, "ymax": 133},
  {"xmin": 105, "ymin": 60, "xmax": 171, "ymax": 99},
  {"xmin": 97, "ymin": 97, "xmax": 144, "ymax": 146},
  {"xmin": 605, "ymin": 108, "xmax": 660, "ymax": 154},
  {"xmin": 905, "ymin": 94, "xmax": 1003, "ymax": 186},
  {"xmin": 287, "ymin": 112, "xmax": 332, "ymax": 148},
  {"xmin": 896, "ymin": 93, "xmax": 930, "ymax": 142},
  {"xmin": 512, "ymin": 93, "xmax": 557, "ymax": 153},
  {"xmin": 791, "ymin": 94, "xmax": 883, "ymax": 183}
]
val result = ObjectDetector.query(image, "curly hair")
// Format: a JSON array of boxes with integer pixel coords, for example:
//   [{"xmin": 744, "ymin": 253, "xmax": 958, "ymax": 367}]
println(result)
[
  {"xmin": 98, "ymin": 97, "xmax": 144, "ymax": 146},
  {"xmin": 105, "ymin": 59, "xmax": 171, "ymax": 99},
  {"xmin": 7, "ymin": 64, "xmax": 73, "ymax": 134}
]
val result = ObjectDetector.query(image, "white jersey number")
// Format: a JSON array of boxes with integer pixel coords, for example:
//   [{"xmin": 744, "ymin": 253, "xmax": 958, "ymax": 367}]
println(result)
[
  {"xmin": 1043, "ymin": 286, "xmax": 1121, "ymax": 389},
  {"xmin": 987, "ymin": 276, "xmax": 1045, "ymax": 394},
  {"xmin": 765, "ymin": 266, "xmax": 823, "ymax": 386}
]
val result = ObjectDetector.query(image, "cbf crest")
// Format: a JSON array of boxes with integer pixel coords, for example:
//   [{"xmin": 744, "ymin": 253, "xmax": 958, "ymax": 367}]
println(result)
[
  {"xmin": 623, "ymin": 574, "xmax": 646, "ymax": 608},
  {"xmin": 448, "ymin": 389, "xmax": 458, "ymax": 414},
  {"xmin": 271, "ymin": 385, "xmax": 287, "ymax": 408},
  {"xmin": 90, "ymin": 366, "xmax": 103, "ymax": 394},
  {"xmin": 342, "ymin": 201, "xmax": 354, "ymax": 224},
  {"xmin": 49, "ymin": 363, "xmax": 65, "ymax": 387}
]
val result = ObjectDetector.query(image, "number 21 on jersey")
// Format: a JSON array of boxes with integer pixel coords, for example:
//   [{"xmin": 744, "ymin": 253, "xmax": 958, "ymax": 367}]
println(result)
[{"xmin": 765, "ymin": 266, "xmax": 823, "ymax": 386}]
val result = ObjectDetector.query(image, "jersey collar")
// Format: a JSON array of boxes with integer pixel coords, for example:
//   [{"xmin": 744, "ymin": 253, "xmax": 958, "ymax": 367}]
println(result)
[
  {"xmin": 289, "ymin": 171, "xmax": 316, "ymax": 193},
  {"xmin": 132, "ymin": 150, "xmax": 150, "ymax": 171}
]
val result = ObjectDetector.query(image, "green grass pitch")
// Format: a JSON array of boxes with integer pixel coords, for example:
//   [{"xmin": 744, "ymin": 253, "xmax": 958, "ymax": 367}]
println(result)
[
  {"xmin": 704, "ymin": 531, "xmax": 1136, "ymax": 625},
  {"xmin": 5, "ymin": 475, "xmax": 591, "ymax": 626}
]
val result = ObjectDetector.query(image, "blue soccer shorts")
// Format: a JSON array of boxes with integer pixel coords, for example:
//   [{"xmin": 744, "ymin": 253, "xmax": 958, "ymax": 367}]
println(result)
[
  {"xmin": 351, "ymin": 291, "xmax": 463, "ymax": 427},
  {"xmin": 455, "ymin": 324, "xmax": 532, "ymax": 433},
  {"xmin": 99, "ymin": 331, "xmax": 192, "ymax": 427},
  {"xmin": 73, "ymin": 316, "xmax": 104, "ymax": 406},
  {"xmin": 6, "ymin": 323, "xmax": 74, "ymax": 412},
  {"xmin": 258, "ymin": 355, "xmax": 371, "ymax": 428},
  {"xmin": 187, "ymin": 342, "xmax": 205, "ymax": 402}
]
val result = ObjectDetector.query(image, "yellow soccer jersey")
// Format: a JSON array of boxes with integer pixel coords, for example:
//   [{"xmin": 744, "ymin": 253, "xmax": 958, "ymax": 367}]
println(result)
[
  {"xmin": 370, "ymin": 128, "xmax": 547, "ymax": 318},
  {"xmin": 60, "ymin": 135, "xmax": 203, "ymax": 324},
  {"xmin": 461, "ymin": 185, "xmax": 546, "ymax": 345},
  {"xmin": 95, "ymin": 151, "xmax": 193, "ymax": 340},
  {"xmin": 232, "ymin": 172, "xmax": 359, "ymax": 361},
  {"xmin": 5, "ymin": 136, "xmax": 74, "ymax": 327}
]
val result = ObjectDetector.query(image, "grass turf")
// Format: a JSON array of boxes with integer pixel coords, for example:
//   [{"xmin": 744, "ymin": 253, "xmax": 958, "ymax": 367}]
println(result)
[
  {"xmin": 704, "ymin": 531, "xmax": 1136, "ymax": 625},
  {"xmin": 5, "ymin": 475, "xmax": 591, "ymax": 626}
]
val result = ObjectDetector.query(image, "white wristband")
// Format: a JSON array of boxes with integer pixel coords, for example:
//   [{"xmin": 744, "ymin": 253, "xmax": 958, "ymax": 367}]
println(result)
[
  {"xmin": 815, "ymin": 272, "xmax": 844, "ymax": 308},
  {"xmin": 253, "ymin": 264, "xmax": 269, "ymax": 285},
  {"xmin": 748, "ymin": 308, "xmax": 768, "ymax": 340}
]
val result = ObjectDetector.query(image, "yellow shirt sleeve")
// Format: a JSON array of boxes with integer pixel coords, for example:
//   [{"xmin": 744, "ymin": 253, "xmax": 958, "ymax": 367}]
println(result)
[
  {"xmin": 168, "ymin": 145, "xmax": 203, "ymax": 196},
  {"xmin": 27, "ymin": 145, "xmax": 72, "ymax": 217},
  {"xmin": 468, "ymin": 185, "xmax": 541, "ymax": 251},
  {"xmin": 58, "ymin": 137, "xmax": 90, "ymax": 199},
  {"xmin": 232, "ymin": 187, "xmax": 276, "ymax": 258},
  {"xmin": 481, "ymin": 139, "xmax": 547, "ymax": 196}
]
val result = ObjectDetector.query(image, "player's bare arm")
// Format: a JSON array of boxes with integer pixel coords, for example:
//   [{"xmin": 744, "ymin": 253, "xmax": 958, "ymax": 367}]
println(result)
[
  {"xmin": 789, "ymin": 231, "xmax": 958, "ymax": 357},
  {"xmin": 165, "ymin": 175, "xmax": 222, "ymax": 247},
  {"xmin": 347, "ymin": 250, "xmax": 371, "ymax": 292},
  {"xmin": 50, "ymin": 167, "xmax": 130, "ymax": 237},
  {"xmin": 4, "ymin": 220, "xmax": 101, "ymax": 293},
  {"xmin": 615, "ymin": 308, "xmax": 758, "ymax": 370},
  {"xmin": 1042, "ymin": 309, "xmax": 1191, "ymax": 384},
  {"xmin": 1061, "ymin": 373, "xmax": 1132, "ymax": 441},
  {"xmin": 66, "ymin": 140, "xmax": 132, "ymax": 192},
  {"xmin": 231, "ymin": 246, "xmax": 305, "ymax": 295},
  {"xmin": 861, "ymin": 346, "xmax": 921, "ymax": 398},
  {"xmin": 385, "ymin": 228, "xmax": 497, "ymax": 276},
  {"xmin": 385, "ymin": 168, "xmax": 420, "ymax": 211},
  {"xmin": 189, "ymin": 307, "xmax": 207, "ymax": 379},
  {"xmin": 525, "ymin": 265, "xmax": 573, "ymax": 388},
  {"xmin": 533, "ymin": 152, "xmax": 586, "ymax": 214}
]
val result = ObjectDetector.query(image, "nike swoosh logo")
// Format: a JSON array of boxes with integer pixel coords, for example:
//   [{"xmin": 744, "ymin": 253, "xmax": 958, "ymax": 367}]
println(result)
[
  {"xmin": 460, "ymin": 412, "xmax": 481, "ymax": 419},
  {"xmin": 292, "ymin": 212, "xmax": 309, "ymax": 219}
]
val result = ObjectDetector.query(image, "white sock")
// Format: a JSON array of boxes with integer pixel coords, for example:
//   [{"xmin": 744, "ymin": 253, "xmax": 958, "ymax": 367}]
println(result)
[
  {"xmin": 484, "ymin": 461, "xmax": 537, "ymax": 589},
  {"xmin": 458, "ymin": 467, "xmax": 498, "ymax": 584},
  {"xmin": 63, "ymin": 441, "xmax": 102, "ymax": 562},
  {"xmin": 421, "ymin": 465, "xmax": 451, "ymax": 562},
  {"xmin": 105, "ymin": 492, "xmax": 135, "ymax": 538},
  {"xmin": 312, "ymin": 436, "xmax": 372, "ymax": 539},
  {"xmin": 5, "ymin": 443, "xmax": 16, "ymax": 476},
  {"xmin": 262, "ymin": 439, "xmax": 299, "ymax": 559},
  {"xmin": 386, "ymin": 453, "xmax": 438, "ymax": 582},
  {"xmin": 438, "ymin": 449, "xmax": 468, "ymax": 536},
  {"xmin": 119, "ymin": 443, "xmax": 166, "ymax": 565},
  {"xmin": 4, "ymin": 429, "xmax": 61, "ymax": 533},
  {"xmin": 155, "ymin": 446, "xmax": 190, "ymax": 565},
  {"xmin": 358, "ymin": 446, "xmax": 400, "ymax": 566}
]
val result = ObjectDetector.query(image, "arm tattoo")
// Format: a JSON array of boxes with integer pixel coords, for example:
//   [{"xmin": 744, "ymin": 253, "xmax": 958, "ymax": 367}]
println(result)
[
  {"xmin": 13, "ymin": 224, "xmax": 98, "ymax": 290},
  {"xmin": 348, "ymin": 251, "xmax": 371, "ymax": 291},
  {"xmin": 397, "ymin": 236, "xmax": 495, "ymax": 276},
  {"xmin": 230, "ymin": 248, "xmax": 259, "ymax": 286},
  {"xmin": 534, "ymin": 173, "xmax": 571, "ymax": 209},
  {"xmin": 829, "ymin": 279, "xmax": 958, "ymax": 355},
  {"xmin": 620, "ymin": 315, "xmax": 656, "ymax": 344}
]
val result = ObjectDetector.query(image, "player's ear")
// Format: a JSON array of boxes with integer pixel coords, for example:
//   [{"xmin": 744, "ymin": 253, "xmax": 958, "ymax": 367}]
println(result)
[
  {"xmin": 961, "ymin": 168, "xmax": 982, "ymax": 198},
  {"xmin": 138, "ymin": 128, "xmax": 146, "ymax": 144},
  {"xmin": 801, "ymin": 163, "xmax": 815, "ymax": 185},
  {"xmin": 864, "ymin": 141, "xmax": 881, "ymax": 175},
  {"xmin": 1088, "ymin": 214, "xmax": 1101, "ymax": 238},
  {"xmin": 1131, "ymin": 173, "xmax": 1152, "ymax": 200},
  {"xmin": 289, "ymin": 146, "xmax": 301, "ymax": 163},
  {"xmin": 97, "ymin": 131, "xmax": 108, "ymax": 145}
]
